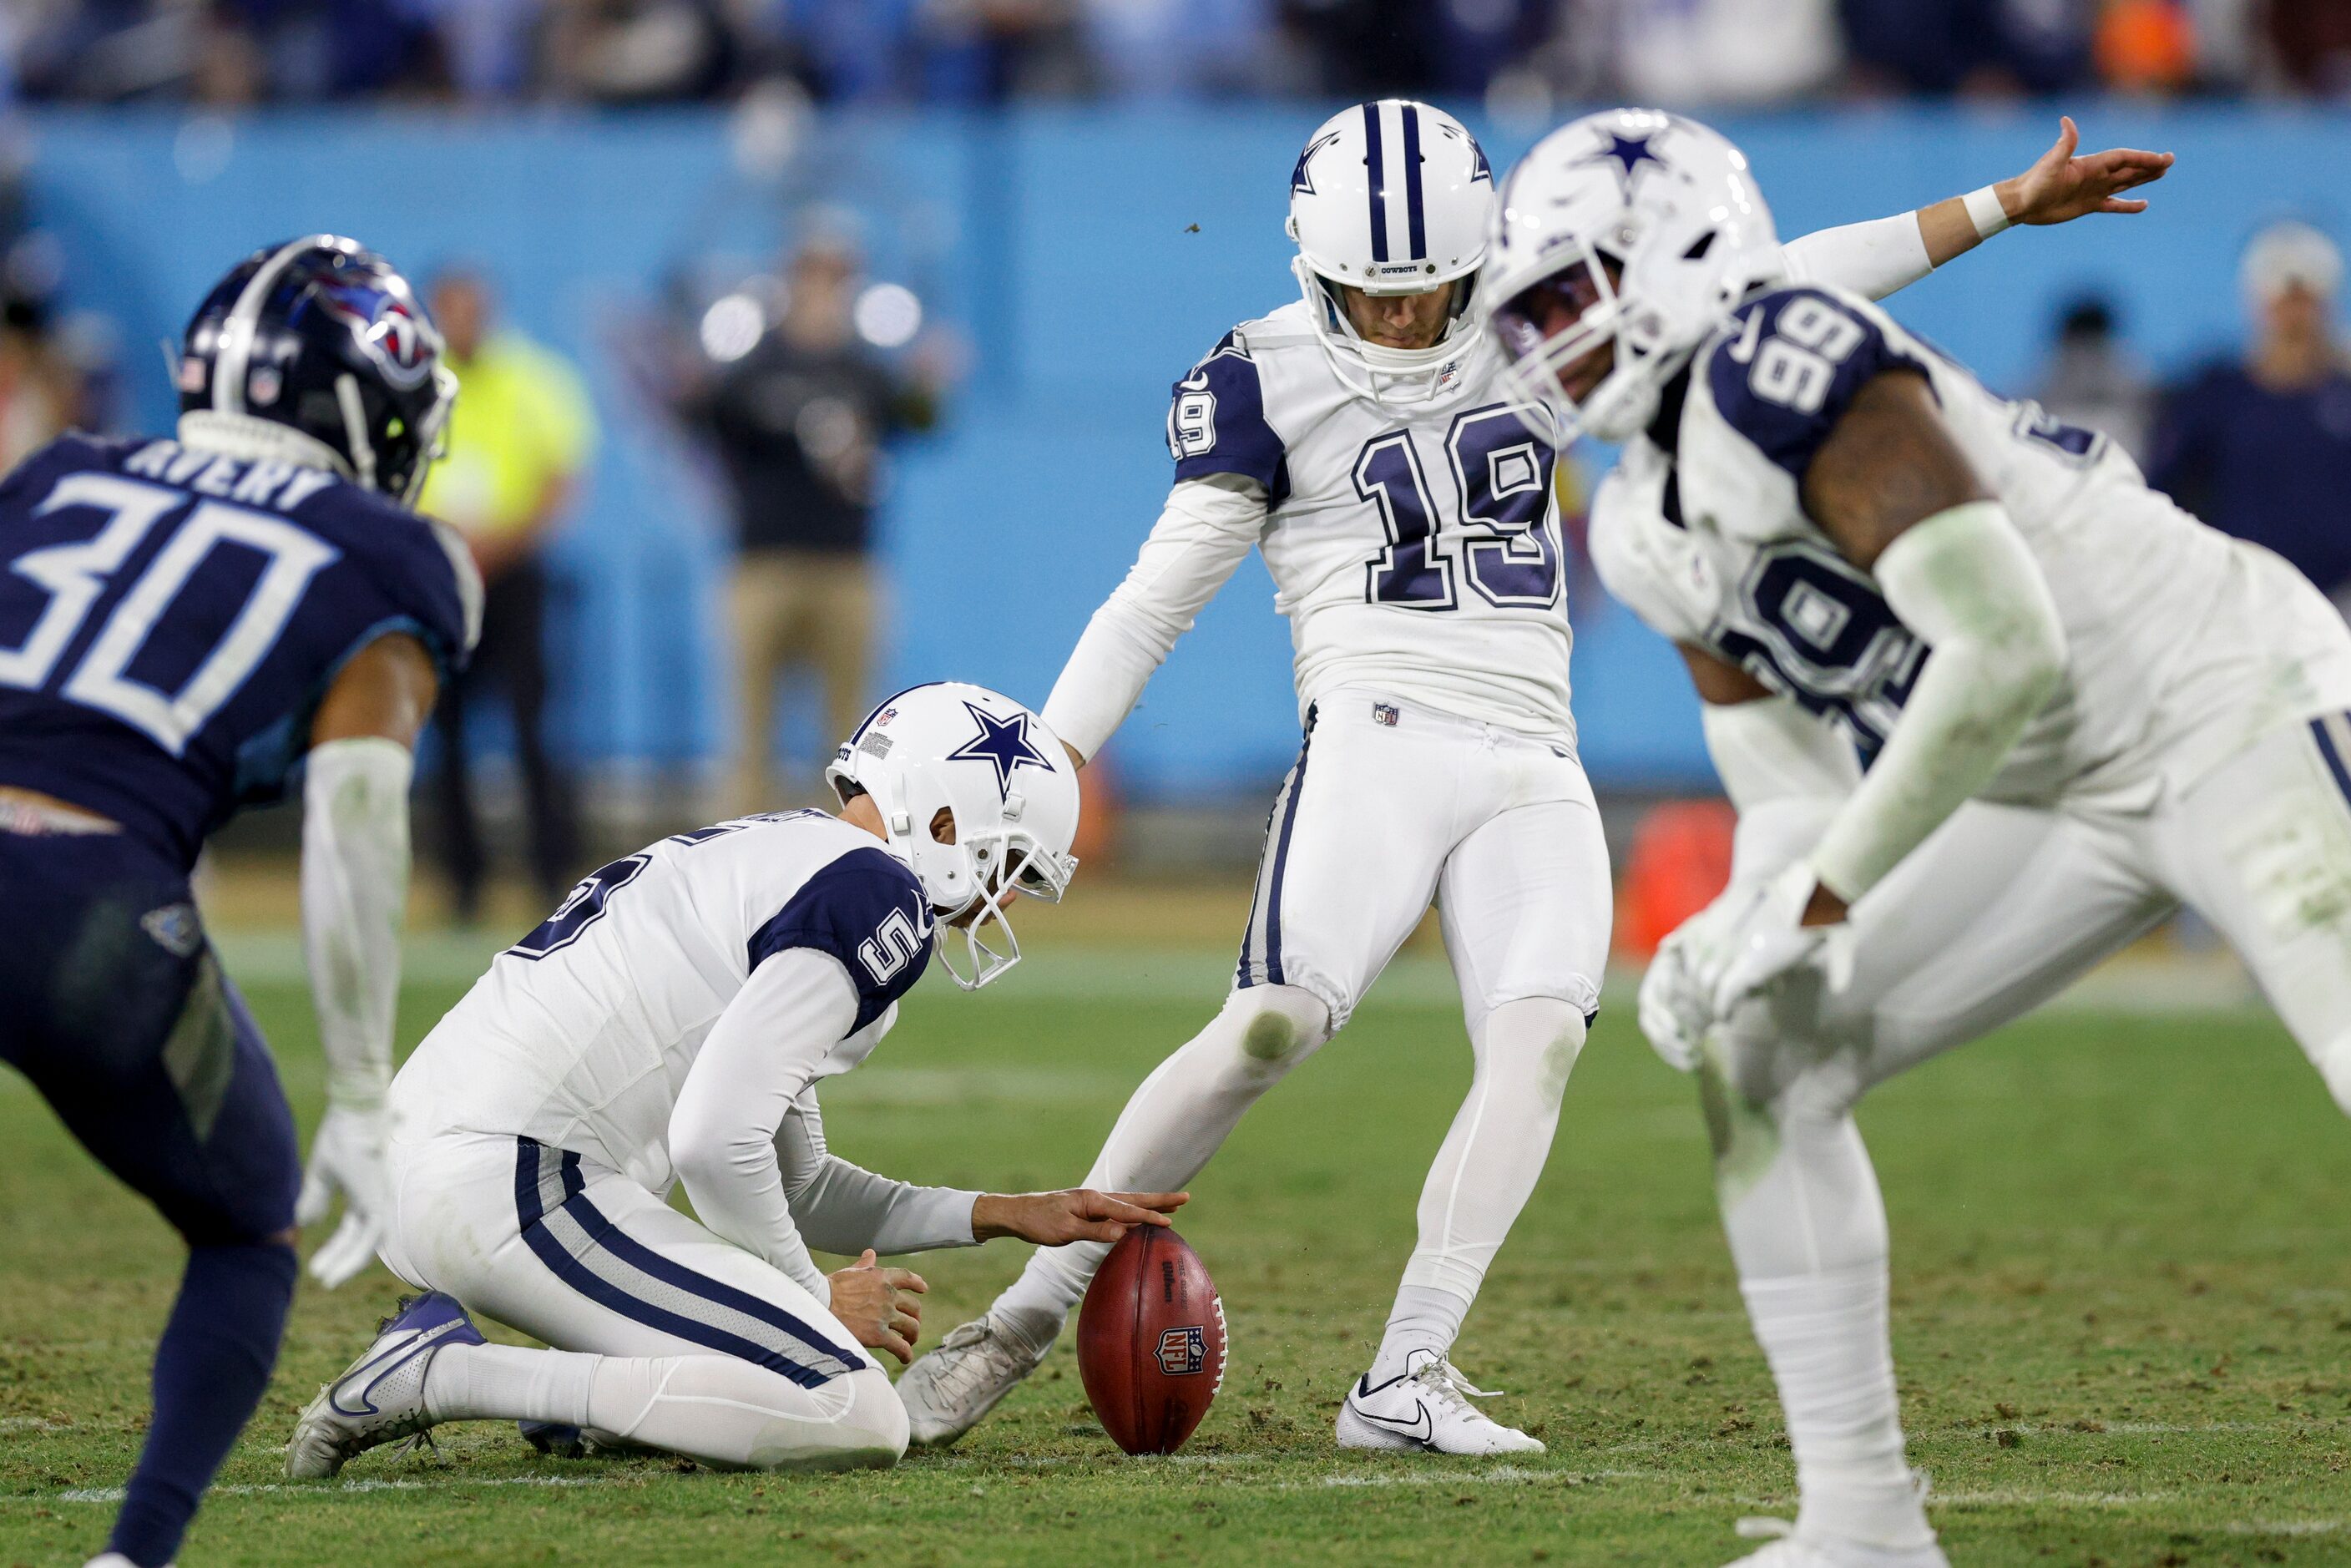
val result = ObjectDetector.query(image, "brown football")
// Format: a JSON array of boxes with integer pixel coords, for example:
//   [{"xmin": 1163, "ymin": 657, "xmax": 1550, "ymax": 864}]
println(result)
[{"xmin": 1075, "ymin": 1225, "xmax": 1227, "ymax": 1455}]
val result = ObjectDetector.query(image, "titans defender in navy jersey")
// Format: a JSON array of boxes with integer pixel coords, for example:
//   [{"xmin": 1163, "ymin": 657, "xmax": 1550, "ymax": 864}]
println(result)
[
  {"xmin": 286, "ymin": 684, "xmax": 1186, "ymax": 1479},
  {"xmin": 0, "ymin": 238, "xmax": 478, "ymax": 1568}
]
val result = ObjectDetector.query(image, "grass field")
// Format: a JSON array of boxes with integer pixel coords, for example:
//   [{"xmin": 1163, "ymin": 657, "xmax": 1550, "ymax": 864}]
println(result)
[{"xmin": 3, "ymin": 935, "xmax": 2350, "ymax": 1566}]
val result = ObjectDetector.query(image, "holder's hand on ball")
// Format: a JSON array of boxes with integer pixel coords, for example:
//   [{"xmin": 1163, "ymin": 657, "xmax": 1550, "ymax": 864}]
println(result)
[
  {"xmin": 973, "ymin": 1189, "xmax": 1188, "ymax": 1247},
  {"xmin": 828, "ymin": 1250, "xmax": 927, "ymax": 1363}
]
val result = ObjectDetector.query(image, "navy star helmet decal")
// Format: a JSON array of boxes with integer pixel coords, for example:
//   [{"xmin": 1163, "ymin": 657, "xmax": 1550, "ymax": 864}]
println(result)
[
  {"xmin": 1577, "ymin": 131, "xmax": 1670, "ymax": 195},
  {"xmin": 1434, "ymin": 119, "xmax": 1492, "ymax": 183},
  {"xmin": 1292, "ymin": 129, "xmax": 1343, "ymax": 196},
  {"xmin": 948, "ymin": 702, "xmax": 1054, "ymax": 800}
]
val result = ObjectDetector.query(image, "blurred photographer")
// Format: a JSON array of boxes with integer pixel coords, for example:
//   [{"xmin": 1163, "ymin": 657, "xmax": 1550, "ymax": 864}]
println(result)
[{"xmin": 677, "ymin": 230, "xmax": 943, "ymax": 812}]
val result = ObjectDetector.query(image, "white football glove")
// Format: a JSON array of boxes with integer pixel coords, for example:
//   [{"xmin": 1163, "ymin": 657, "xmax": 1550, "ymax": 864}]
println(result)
[
  {"xmin": 1711, "ymin": 860, "xmax": 1854, "ymax": 1020},
  {"xmin": 296, "ymin": 1102, "xmax": 391, "ymax": 1287},
  {"xmin": 1639, "ymin": 906, "xmax": 1737, "ymax": 1072}
]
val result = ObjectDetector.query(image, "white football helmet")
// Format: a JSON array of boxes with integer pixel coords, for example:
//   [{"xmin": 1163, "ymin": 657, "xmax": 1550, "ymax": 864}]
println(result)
[
  {"xmin": 1484, "ymin": 109, "xmax": 1785, "ymax": 443},
  {"xmin": 1287, "ymin": 99, "xmax": 1494, "ymax": 407},
  {"xmin": 827, "ymin": 682, "xmax": 1079, "ymax": 990}
]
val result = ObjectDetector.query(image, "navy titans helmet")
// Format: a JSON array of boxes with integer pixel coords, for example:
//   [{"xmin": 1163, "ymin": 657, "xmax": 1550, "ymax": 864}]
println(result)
[{"xmin": 176, "ymin": 235, "xmax": 457, "ymax": 506}]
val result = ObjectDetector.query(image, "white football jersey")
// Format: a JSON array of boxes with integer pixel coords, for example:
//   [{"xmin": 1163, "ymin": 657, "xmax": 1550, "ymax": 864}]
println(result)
[
  {"xmin": 389, "ymin": 811, "xmax": 937, "ymax": 1196},
  {"xmin": 1169, "ymin": 300, "xmax": 1575, "ymax": 740},
  {"xmin": 1591, "ymin": 283, "xmax": 2351, "ymax": 803}
]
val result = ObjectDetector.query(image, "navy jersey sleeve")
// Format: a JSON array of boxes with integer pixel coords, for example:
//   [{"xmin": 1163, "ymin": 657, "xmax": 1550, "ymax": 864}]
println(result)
[
  {"xmin": 295, "ymin": 487, "xmax": 480, "ymax": 682},
  {"xmin": 746, "ymin": 846, "xmax": 936, "ymax": 1033},
  {"xmin": 1167, "ymin": 330, "xmax": 1290, "ymax": 504},
  {"xmin": 1706, "ymin": 289, "xmax": 1929, "ymax": 483}
]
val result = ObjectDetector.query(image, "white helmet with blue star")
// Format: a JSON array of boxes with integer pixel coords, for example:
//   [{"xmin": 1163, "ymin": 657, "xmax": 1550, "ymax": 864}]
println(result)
[
  {"xmin": 827, "ymin": 681, "xmax": 1079, "ymax": 989},
  {"xmin": 1483, "ymin": 109, "xmax": 1784, "ymax": 443},
  {"xmin": 1287, "ymin": 98, "xmax": 1494, "ymax": 407}
]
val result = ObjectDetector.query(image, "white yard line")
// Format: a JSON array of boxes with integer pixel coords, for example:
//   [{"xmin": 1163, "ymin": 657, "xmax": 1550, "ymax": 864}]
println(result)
[{"xmin": 40, "ymin": 1474, "xmax": 643, "ymax": 1505}]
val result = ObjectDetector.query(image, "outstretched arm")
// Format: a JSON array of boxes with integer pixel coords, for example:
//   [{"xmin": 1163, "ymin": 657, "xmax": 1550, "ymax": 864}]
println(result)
[
  {"xmin": 1783, "ymin": 117, "xmax": 2174, "ymax": 301},
  {"xmin": 296, "ymin": 633, "xmax": 438, "ymax": 1287}
]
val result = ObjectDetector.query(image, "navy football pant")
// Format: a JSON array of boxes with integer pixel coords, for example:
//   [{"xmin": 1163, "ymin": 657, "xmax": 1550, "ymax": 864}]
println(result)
[{"xmin": 0, "ymin": 829, "xmax": 300, "ymax": 1567}]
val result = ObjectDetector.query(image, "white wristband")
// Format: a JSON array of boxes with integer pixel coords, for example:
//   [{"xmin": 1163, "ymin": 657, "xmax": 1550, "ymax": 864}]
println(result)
[{"xmin": 1963, "ymin": 185, "xmax": 2011, "ymax": 240}]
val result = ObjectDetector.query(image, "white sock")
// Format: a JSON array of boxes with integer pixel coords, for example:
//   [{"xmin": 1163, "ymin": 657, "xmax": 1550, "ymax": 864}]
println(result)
[
  {"xmin": 992, "ymin": 984, "xmax": 1331, "ymax": 1355},
  {"xmin": 1369, "ymin": 1285, "xmax": 1468, "ymax": 1383},
  {"xmin": 1743, "ymin": 1267, "xmax": 1929, "ymax": 1549},
  {"xmin": 422, "ymin": 1341, "xmax": 597, "ymax": 1427},
  {"xmin": 1720, "ymin": 1088, "xmax": 1929, "ymax": 1550},
  {"xmin": 1383, "ymin": 998, "xmax": 1585, "ymax": 1373}
]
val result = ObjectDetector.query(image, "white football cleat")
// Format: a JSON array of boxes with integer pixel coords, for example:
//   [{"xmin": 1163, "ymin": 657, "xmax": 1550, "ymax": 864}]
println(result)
[
  {"xmin": 896, "ymin": 1315, "xmax": 1049, "ymax": 1448},
  {"xmin": 286, "ymin": 1292, "xmax": 484, "ymax": 1479},
  {"xmin": 1335, "ymin": 1352, "xmax": 1545, "ymax": 1454},
  {"xmin": 87, "ymin": 1555, "xmax": 169, "ymax": 1567},
  {"xmin": 1724, "ymin": 1517, "xmax": 1949, "ymax": 1568}
]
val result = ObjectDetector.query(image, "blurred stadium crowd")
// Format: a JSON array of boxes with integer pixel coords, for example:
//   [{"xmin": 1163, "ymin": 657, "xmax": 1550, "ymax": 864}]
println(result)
[{"xmin": 4, "ymin": 0, "xmax": 2348, "ymax": 109}]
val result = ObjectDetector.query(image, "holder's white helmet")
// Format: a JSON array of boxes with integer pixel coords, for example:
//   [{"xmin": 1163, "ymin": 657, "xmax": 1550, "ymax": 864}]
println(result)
[
  {"xmin": 827, "ymin": 682, "xmax": 1079, "ymax": 990},
  {"xmin": 1484, "ymin": 109, "xmax": 1784, "ymax": 443},
  {"xmin": 1287, "ymin": 99, "xmax": 1494, "ymax": 407}
]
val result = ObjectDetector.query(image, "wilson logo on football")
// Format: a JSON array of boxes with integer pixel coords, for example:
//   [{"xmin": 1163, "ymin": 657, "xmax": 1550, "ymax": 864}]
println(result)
[{"xmin": 1156, "ymin": 1325, "xmax": 1207, "ymax": 1376}]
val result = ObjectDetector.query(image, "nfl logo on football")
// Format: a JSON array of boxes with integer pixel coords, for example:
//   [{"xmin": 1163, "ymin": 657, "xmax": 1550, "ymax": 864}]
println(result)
[{"xmin": 1156, "ymin": 1325, "xmax": 1207, "ymax": 1376}]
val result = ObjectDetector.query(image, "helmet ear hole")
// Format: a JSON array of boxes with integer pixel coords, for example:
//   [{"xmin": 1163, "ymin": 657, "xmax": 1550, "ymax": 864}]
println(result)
[{"xmin": 928, "ymin": 807, "xmax": 957, "ymax": 847}]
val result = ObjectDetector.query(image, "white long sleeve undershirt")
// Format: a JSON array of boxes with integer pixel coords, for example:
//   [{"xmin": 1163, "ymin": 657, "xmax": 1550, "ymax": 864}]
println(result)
[
  {"xmin": 668, "ymin": 948, "xmax": 978, "ymax": 1305},
  {"xmin": 1782, "ymin": 213, "xmax": 1936, "ymax": 303},
  {"xmin": 1039, "ymin": 471, "xmax": 1267, "ymax": 761}
]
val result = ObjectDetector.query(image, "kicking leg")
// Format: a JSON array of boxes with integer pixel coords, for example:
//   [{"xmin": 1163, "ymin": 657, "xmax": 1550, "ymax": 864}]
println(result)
[
  {"xmin": 903, "ymin": 700, "xmax": 1459, "ymax": 1445},
  {"xmin": 1714, "ymin": 802, "xmax": 2166, "ymax": 1562}
]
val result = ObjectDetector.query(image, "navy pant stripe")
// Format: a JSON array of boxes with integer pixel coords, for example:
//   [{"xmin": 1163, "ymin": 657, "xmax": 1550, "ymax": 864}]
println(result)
[
  {"xmin": 2314, "ymin": 715, "xmax": 2351, "ymax": 808},
  {"xmin": 1236, "ymin": 712, "xmax": 1316, "ymax": 989},
  {"xmin": 1399, "ymin": 102, "xmax": 1426, "ymax": 259},
  {"xmin": 1261, "ymin": 709, "xmax": 1317, "ymax": 986},
  {"xmin": 1362, "ymin": 101, "xmax": 1389, "ymax": 263},
  {"xmin": 512, "ymin": 1139, "xmax": 858, "ymax": 1388}
]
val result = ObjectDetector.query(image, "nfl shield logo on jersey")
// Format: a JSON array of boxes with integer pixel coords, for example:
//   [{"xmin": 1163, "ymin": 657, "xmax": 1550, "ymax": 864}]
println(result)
[
  {"xmin": 1156, "ymin": 1325, "xmax": 1207, "ymax": 1375},
  {"xmin": 1372, "ymin": 702, "xmax": 1400, "ymax": 727}
]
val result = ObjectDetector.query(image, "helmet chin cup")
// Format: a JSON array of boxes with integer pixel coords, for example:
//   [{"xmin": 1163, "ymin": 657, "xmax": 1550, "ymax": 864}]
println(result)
[
  {"xmin": 1293, "ymin": 255, "xmax": 1474, "ymax": 411},
  {"xmin": 924, "ymin": 826, "xmax": 1078, "ymax": 991}
]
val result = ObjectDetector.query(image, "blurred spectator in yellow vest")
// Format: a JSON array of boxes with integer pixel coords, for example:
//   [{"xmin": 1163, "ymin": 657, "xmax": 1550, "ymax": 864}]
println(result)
[{"xmin": 418, "ymin": 267, "xmax": 594, "ymax": 922}]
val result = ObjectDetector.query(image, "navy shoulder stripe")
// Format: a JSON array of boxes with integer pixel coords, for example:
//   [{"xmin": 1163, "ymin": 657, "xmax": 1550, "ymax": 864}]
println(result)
[
  {"xmin": 747, "ymin": 846, "xmax": 935, "ymax": 1033},
  {"xmin": 1706, "ymin": 288, "xmax": 1926, "ymax": 483},
  {"xmin": 1167, "ymin": 330, "xmax": 1290, "ymax": 505}
]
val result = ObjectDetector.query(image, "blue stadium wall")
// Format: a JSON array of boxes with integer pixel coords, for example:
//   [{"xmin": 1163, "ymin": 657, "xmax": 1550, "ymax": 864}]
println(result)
[{"xmin": 19, "ymin": 104, "xmax": 2348, "ymax": 797}]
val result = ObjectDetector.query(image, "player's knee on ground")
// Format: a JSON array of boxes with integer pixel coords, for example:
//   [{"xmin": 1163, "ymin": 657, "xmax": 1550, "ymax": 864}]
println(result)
[
  {"xmin": 613, "ymin": 1359, "xmax": 907, "ymax": 1472},
  {"xmin": 1214, "ymin": 984, "xmax": 1332, "ymax": 1088}
]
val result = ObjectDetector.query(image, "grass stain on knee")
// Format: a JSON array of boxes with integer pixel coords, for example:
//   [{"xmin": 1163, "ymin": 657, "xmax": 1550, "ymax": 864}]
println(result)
[{"xmin": 1241, "ymin": 1011, "xmax": 1299, "ymax": 1063}]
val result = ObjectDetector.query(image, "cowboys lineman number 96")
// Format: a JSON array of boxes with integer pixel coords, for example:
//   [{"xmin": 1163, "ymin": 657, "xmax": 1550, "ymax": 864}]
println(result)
[{"xmin": 897, "ymin": 99, "xmax": 2172, "ymax": 1457}]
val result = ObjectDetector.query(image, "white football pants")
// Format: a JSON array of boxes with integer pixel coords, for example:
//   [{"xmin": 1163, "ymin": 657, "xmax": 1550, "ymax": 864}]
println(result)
[
  {"xmin": 1712, "ymin": 711, "xmax": 2351, "ymax": 1543},
  {"xmin": 379, "ymin": 1129, "xmax": 905, "ymax": 1471},
  {"xmin": 997, "ymin": 688, "xmax": 1612, "ymax": 1349}
]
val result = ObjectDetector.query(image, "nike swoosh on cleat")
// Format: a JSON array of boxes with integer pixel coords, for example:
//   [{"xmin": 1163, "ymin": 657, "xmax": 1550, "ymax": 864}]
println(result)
[
  {"xmin": 1351, "ymin": 1399, "xmax": 1434, "ymax": 1446},
  {"xmin": 326, "ymin": 1333, "xmax": 431, "ymax": 1418}
]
